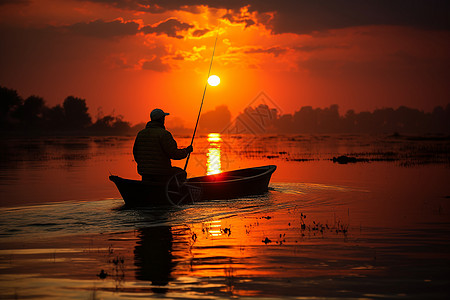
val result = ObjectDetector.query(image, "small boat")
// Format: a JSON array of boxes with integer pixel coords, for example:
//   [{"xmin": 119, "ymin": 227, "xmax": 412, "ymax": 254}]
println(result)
[{"xmin": 109, "ymin": 165, "xmax": 276, "ymax": 207}]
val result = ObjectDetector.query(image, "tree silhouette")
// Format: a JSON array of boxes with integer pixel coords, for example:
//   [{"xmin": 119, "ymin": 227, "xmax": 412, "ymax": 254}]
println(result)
[
  {"xmin": 62, "ymin": 96, "xmax": 92, "ymax": 129},
  {"xmin": 12, "ymin": 96, "xmax": 46, "ymax": 129},
  {"xmin": 199, "ymin": 105, "xmax": 232, "ymax": 132},
  {"xmin": 319, "ymin": 104, "xmax": 340, "ymax": 132},
  {"xmin": 248, "ymin": 104, "xmax": 450, "ymax": 134},
  {"xmin": 342, "ymin": 109, "xmax": 356, "ymax": 132},
  {"xmin": 0, "ymin": 86, "xmax": 23, "ymax": 127},
  {"xmin": 91, "ymin": 115, "xmax": 131, "ymax": 134},
  {"xmin": 274, "ymin": 114, "xmax": 294, "ymax": 133},
  {"xmin": 431, "ymin": 104, "xmax": 450, "ymax": 133},
  {"xmin": 294, "ymin": 106, "xmax": 317, "ymax": 132},
  {"xmin": 44, "ymin": 104, "xmax": 65, "ymax": 129}
]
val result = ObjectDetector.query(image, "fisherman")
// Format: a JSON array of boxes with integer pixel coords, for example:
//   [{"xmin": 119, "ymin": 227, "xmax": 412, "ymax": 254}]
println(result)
[{"xmin": 133, "ymin": 108, "xmax": 193, "ymax": 182}]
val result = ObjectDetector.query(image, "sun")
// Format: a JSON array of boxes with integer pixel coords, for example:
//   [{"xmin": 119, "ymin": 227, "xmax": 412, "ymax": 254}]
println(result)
[{"xmin": 207, "ymin": 75, "xmax": 220, "ymax": 86}]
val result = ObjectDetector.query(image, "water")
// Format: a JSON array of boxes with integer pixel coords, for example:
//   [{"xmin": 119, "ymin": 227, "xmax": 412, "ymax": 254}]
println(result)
[{"xmin": 0, "ymin": 134, "xmax": 449, "ymax": 299}]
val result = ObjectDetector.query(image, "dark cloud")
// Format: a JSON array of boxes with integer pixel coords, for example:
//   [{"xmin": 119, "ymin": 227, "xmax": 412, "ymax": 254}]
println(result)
[
  {"xmin": 192, "ymin": 28, "xmax": 210, "ymax": 37},
  {"xmin": 141, "ymin": 57, "xmax": 170, "ymax": 72},
  {"xmin": 75, "ymin": 0, "xmax": 162, "ymax": 13},
  {"xmin": 246, "ymin": 46, "xmax": 288, "ymax": 57},
  {"xmin": 76, "ymin": 0, "xmax": 205, "ymax": 13},
  {"xmin": 68, "ymin": 19, "xmax": 140, "ymax": 38},
  {"xmin": 66, "ymin": 18, "xmax": 195, "ymax": 40},
  {"xmin": 264, "ymin": 0, "xmax": 450, "ymax": 34},
  {"xmin": 0, "ymin": 24, "xmax": 119, "ymax": 90},
  {"xmin": 295, "ymin": 44, "xmax": 350, "ymax": 53},
  {"xmin": 230, "ymin": 46, "xmax": 288, "ymax": 57},
  {"xmin": 141, "ymin": 18, "xmax": 193, "ymax": 39},
  {"xmin": 0, "ymin": 22, "xmax": 169, "ymax": 81},
  {"xmin": 79, "ymin": 0, "xmax": 450, "ymax": 34},
  {"xmin": 222, "ymin": 12, "xmax": 256, "ymax": 29}
]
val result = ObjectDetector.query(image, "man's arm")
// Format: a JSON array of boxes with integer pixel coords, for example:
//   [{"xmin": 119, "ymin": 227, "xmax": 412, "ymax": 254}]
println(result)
[{"xmin": 161, "ymin": 131, "xmax": 191, "ymax": 160}]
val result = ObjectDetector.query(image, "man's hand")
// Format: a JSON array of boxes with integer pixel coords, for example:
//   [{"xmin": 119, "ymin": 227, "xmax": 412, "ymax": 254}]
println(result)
[{"xmin": 185, "ymin": 145, "xmax": 193, "ymax": 153}]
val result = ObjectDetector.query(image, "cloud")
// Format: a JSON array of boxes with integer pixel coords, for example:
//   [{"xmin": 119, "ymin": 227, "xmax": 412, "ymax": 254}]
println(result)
[
  {"xmin": 76, "ymin": 0, "xmax": 208, "ymax": 13},
  {"xmin": 222, "ymin": 8, "xmax": 256, "ymax": 29},
  {"xmin": 192, "ymin": 28, "xmax": 210, "ymax": 37},
  {"xmin": 75, "ymin": 0, "xmax": 163, "ymax": 13},
  {"xmin": 62, "ymin": 17, "xmax": 196, "ymax": 40},
  {"xmin": 263, "ymin": 0, "xmax": 450, "ymax": 34},
  {"xmin": 244, "ymin": 46, "xmax": 288, "ymax": 57},
  {"xmin": 79, "ymin": 0, "xmax": 450, "ymax": 34},
  {"xmin": 141, "ymin": 57, "xmax": 170, "ymax": 72},
  {"xmin": 295, "ymin": 44, "xmax": 350, "ymax": 53},
  {"xmin": 229, "ymin": 46, "xmax": 289, "ymax": 57},
  {"xmin": 0, "ymin": 22, "xmax": 171, "ymax": 79},
  {"xmin": 169, "ymin": 49, "xmax": 203, "ymax": 62},
  {"xmin": 141, "ymin": 18, "xmax": 193, "ymax": 39},
  {"xmin": 68, "ymin": 19, "xmax": 140, "ymax": 38}
]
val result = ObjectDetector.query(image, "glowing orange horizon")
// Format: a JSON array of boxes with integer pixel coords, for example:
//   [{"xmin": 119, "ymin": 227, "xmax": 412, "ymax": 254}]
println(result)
[{"xmin": 0, "ymin": 2, "xmax": 448, "ymax": 126}]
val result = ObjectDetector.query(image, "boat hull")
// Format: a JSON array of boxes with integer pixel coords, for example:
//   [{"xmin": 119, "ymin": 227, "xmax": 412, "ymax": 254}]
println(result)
[
  {"xmin": 187, "ymin": 165, "xmax": 276, "ymax": 200},
  {"xmin": 109, "ymin": 165, "xmax": 276, "ymax": 207}
]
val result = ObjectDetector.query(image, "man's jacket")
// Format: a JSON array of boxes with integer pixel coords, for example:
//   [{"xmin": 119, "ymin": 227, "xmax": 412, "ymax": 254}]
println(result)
[{"xmin": 133, "ymin": 121, "xmax": 188, "ymax": 175}]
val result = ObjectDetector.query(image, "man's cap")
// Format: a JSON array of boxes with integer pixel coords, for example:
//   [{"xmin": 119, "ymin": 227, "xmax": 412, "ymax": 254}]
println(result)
[{"xmin": 150, "ymin": 108, "xmax": 170, "ymax": 121}]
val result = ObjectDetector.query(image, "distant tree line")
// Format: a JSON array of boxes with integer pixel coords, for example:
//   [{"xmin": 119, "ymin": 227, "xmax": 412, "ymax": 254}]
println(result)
[
  {"xmin": 0, "ymin": 85, "xmax": 138, "ymax": 135},
  {"xmin": 2, "ymin": 85, "xmax": 449, "ymax": 135},
  {"xmin": 200, "ymin": 103, "xmax": 450, "ymax": 135},
  {"xmin": 228, "ymin": 104, "xmax": 450, "ymax": 135}
]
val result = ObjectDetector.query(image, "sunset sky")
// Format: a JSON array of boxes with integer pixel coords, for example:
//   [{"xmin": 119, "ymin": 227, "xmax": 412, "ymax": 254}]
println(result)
[{"xmin": 1, "ymin": 0, "xmax": 449, "ymax": 126}]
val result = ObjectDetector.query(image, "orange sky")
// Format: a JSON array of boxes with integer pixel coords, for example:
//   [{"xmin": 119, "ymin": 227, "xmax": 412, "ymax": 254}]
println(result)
[{"xmin": 0, "ymin": 0, "xmax": 449, "ymax": 125}]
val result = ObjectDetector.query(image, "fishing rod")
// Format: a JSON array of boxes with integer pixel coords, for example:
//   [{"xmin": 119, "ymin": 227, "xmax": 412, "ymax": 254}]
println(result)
[{"xmin": 184, "ymin": 29, "xmax": 219, "ymax": 171}]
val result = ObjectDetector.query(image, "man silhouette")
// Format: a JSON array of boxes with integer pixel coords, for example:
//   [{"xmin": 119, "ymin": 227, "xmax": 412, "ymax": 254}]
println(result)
[{"xmin": 133, "ymin": 108, "xmax": 193, "ymax": 182}]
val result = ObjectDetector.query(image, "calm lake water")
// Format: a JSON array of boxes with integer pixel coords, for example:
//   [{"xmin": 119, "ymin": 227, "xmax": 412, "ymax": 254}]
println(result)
[{"xmin": 0, "ymin": 134, "xmax": 449, "ymax": 299}]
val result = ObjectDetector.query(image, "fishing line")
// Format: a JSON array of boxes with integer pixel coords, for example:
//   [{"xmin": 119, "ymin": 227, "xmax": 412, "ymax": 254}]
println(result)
[{"xmin": 184, "ymin": 28, "xmax": 220, "ymax": 171}]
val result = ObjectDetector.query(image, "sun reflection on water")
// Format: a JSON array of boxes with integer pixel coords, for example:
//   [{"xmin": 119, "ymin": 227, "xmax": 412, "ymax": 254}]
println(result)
[
  {"xmin": 206, "ymin": 133, "xmax": 222, "ymax": 175},
  {"xmin": 203, "ymin": 220, "xmax": 223, "ymax": 237}
]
